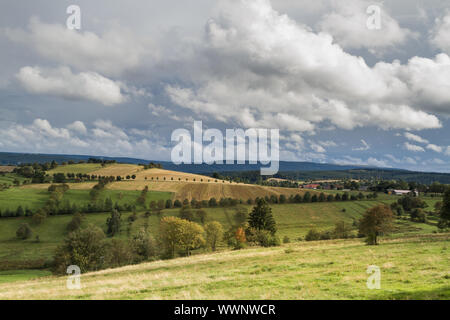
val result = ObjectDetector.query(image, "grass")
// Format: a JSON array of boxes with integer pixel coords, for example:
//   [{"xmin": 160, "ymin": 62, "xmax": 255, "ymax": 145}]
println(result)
[
  {"xmin": 0, "ymin": 200, "xmax": 438, "ymax": 264},
  {"xmin": 0, "ymin": 173, "xmax": 27, "ymax": 186},
  {"xmin": 0, "ymin": 269, "xmax": 52, "ymax": 284},
  {"xmin": 0, "ymin": 234, "xmax": 447, "ymax": 299},
  {"xmin": 46, "ymin": 163, "xmax": 105, "ymax": 175},
  {"xmin": 0, "ymin": 186, "xmax": 172, "ymax": 212},
  {"xmin": 0, "ymin": 188, "xmax": 50, "ymax": 212}
]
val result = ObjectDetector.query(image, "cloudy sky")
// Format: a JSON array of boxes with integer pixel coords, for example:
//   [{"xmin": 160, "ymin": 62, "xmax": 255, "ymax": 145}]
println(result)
[{"xmin": 1, "ymin": 0, "xmax": 450, "ymax": 172}]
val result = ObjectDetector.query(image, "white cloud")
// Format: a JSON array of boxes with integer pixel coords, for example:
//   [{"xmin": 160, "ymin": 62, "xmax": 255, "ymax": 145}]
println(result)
[
  {"xmin": 318, "ymin": 0, "xmax": 414, "ymax": 52},
  {"xmin": 318, "ymin": 140, "xmax": 337, "ymax": 147},
  {"xmin": 309, "ymin": 141, "xmax": 326, "ymax": 153},
  {"xmin": 0, "ymin": 119, "xmax": 170, "ymax": 160},
  {"xmin": 404, "ymin": 142, "xmax": 425, "ymax": 152},
  {"xmin": 430, "ymin": 11, "xmax": 450, "ymax": 54},
  {"xmin": 67, "ymin": 121, "xmax": 87, "ymax": 135},
  {"xmin": 16, "ymin": 66, "xmax": 126, "ymax": 106},
  {"xmin": 426, "ymin": 144, "xmax": 443, "ymax": 153},
  {"xmin": 446, "ymin": 147, "xmax": 450, "ymax": 156},
  {"xmin": 166, "ymin": 0, "xmax": 444, "ymax": 133},
  {"xmin": 4, "ymin": 17, "xmax": 151, "ymax": 77},
  {"xmin": 331, "ymin": 155, "xmax": 389, "ymax": 167},
  {"xmin": 352, "ymin": 139, "xmax": 370, "ymax": 151},
  {"xmin": 404, "ymin": 132, "xmax": 428, "ymax": 144}
]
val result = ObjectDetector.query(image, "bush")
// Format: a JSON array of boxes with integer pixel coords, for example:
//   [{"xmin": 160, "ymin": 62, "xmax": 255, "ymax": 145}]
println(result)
[
  {"xmin": 205, "ymin": 221, "xmax": 224, "ymax": 251},
  {"xmin": 283, "ymin": 236, "xmax": 290, "ymax": 243},
  {"xmin": 53, "ymin": 225, "xmax": 106, "ymax": 274},
  {"xmin": 67, "ymin": 212, "xmax": 83, "ymax": 232},
  {"xmin": 129, "ymin": 229, "xmax": 157, "ymax": 262},
  {"xmin": 305, "ymin": 229, "xmax": 321, "ymax": 241},
  {"xmin": 16, "ymin": 223, "xmax": 32, "ymax": 240},
  {"xmin": 247, "ymin": 228, "xmax": 280, "ymax": 247}
]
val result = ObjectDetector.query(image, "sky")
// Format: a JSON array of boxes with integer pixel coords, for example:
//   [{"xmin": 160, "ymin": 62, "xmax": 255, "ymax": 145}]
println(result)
[{"xmin": 0, "ymin": 0, "xmax": 450, "ymax": 172}]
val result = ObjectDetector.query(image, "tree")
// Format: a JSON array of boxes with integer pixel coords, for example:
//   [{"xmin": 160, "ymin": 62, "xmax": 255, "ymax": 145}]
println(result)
[
  {"xmin": 67, "ymin": 212, "xmax": 83, "ymax": 232},
  {"xmin": 179, "ymin": 206, "xmax": 194, "ymax": 221},
  {"xmin": 16, "ymin": 223, "xmax": 32, "ymax": 240},
  {"xmin": 159, "ymin": 216, "xmax": 184, "ymax": 258},
  {"xmin": 248, "ymin": 198, "xmax": 277, "ymax": 235},
  {"xmin": 195, "ymin": 209, "xmax": 207, "ymax": 224},
  {"xmin": 106, "ymin": 239, "xmax": 133, "ymax": 267},
  {"xmin": 179, "ymin": 220, "xmax": 205, "ymax": 256},
  {"xmin": 53, "ymin": 225, "xmax": 106, "ymax": 274},
  {"xmin": 129, "ymin": 228, "xmax": 156, "ymax": 262},
  {"xmin": 359, "ymin": 205, "xmax": 394, "ymax": 245},
  {"xmin": 333, "ymin": 221, "xmax": 351, "ymax": 239},
  {"xmin": 106, "ymin": 209, "xmax": 122, "ymax": 237},
  {"xmin": 205, "ymin": 221, "xmax": 223, "ymax": 251},
  {"xmin": 159, "ymin": 216, "xmax": 205, "ymax": 257},
  {"xmin": 438, "ymin": 188, "xmax": 450, "ymax": 228}
]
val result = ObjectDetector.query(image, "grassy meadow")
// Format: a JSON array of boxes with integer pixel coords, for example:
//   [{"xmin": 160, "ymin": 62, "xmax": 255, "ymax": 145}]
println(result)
[
  {"xmin": 0, "ymin": 199, "xmax": 439, "ymax": 266},
  {"xmin": 0, "ymin": 234, "xmax": 448, "ymax": 299},
  {"xmin": 0, "ymin": 163, "xmax": 447, "ymax": 299}
]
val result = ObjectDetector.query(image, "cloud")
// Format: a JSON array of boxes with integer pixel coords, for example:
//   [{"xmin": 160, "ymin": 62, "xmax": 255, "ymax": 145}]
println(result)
[
  {"xmin": 4, "ymin": 17, "xmax": 151, "ymax": 77},
  {"xmin": 352, "ymin": 139, "xmax": 370, "ymax": 151},
  {"xmin": 446, "ymin": 147, "xmax": 450, "ymax": 156},
  {"xmin": 331, "ymin": 155, "xmax": 389, "ymax": 167},
  {"xmin": 430, "ymin": 11, "xmax": 450, "ymax": 54},
  {"xmin": 166, "ymin": 0, "xmax": 444, "ymax": 133},
  {"xmin": 67, "ymin": 121, "xmax": 87, "ymax": 135},
  {"xmin": 404, "ymin": 142, "xmax": 425, "ymax": 152},
  {"xmin": 404, "ymin": 132, "xmax": 428, "ymax": 144},
  {"xmin": 16, "ymin": 66, "xmax": 126, "ymax": 106},
  {"xmin": 426, "ymin": 144, "xmax": 443, "ymax": 153},
  {"xmin": 0, "ymin": 118, "xmax": 170, "ymax": 160},
  {"xmin": 309, "ymin": 141, "xmax": 326, "ymax": 153},
  {"xmin": 318, "ymin": 0, "xmax": 414, "ymax": 52}
]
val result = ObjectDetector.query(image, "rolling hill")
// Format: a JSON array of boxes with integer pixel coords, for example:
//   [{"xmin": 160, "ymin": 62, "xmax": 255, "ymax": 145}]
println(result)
[{"xmin": 0, "ymin": 234, "xmax": 448, "ymax": 299}]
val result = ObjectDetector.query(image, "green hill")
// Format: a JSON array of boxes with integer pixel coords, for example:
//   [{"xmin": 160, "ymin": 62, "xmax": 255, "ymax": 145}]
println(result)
[{"xmin": 0, "ymin": 234, "xmax": 448, "ymax": 300}]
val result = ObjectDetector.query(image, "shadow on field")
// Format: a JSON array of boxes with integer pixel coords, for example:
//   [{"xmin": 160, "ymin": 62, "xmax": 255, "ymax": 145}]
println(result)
[{"xmin": 371, "ymin": 286, "xmax": 450, "ymax": 300}]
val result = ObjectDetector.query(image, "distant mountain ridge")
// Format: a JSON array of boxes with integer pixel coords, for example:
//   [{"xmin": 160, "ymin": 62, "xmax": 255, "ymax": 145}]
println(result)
[
  {"xmin": 1, "ymin": 151, "xmax": 450, "ymax": 183},
  {"xmin": 0, "ymin": 151, "xmax": 377, "ymax": 172}
]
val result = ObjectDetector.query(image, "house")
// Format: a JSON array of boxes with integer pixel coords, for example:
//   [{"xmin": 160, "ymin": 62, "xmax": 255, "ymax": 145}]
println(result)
[
  {"xmin": 388, "ymin": 189, "xmax": 419, "ymax": 196},
  {"xmin": 302, "ymin": 184, "xmax": 320, "ymax": 189}
]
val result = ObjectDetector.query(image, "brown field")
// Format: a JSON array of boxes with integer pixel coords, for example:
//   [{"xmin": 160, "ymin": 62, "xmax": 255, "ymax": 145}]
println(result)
[
  {"xmin": 107, "ymin": 180, "xmax": 312, "ymax": 200},
  {"xmin": 0, "ymin": 166, "xmax": 16, "ymax": 173},
  {"xmin": 23, "ymin": 164, "xmax": 315, "ymax": 200}
]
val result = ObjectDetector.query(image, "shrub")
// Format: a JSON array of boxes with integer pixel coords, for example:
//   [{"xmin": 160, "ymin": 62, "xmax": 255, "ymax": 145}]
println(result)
[
  {"xmin": 283, "ymin": 236, "xmax": 290, "ymax": 243},
  {"xmin": 129, "ymin": 229, "xmax": 157, "ymax": 262},
  {"xmin": 53, "ymin": 225, "xmax": 106, "ymax": 274},
  {"xmin": 205, "ymin": 221, "xmax": 224, "ymax": 251},
  {"xmin": 305, "ymin": 229, "xmax": 321, "ymax": 241},
  {"xmin": 16, "ymin": 223, "xmax": 32, "ymax": 240},
  {"xmin": 67, "ymin": 212, "xmax": 83, "ymax": 232}
]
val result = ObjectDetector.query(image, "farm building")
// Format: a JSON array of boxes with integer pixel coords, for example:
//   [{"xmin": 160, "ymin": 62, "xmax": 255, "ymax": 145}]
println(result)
[
  {"xmin": 388, "ymin": 189, "xmax": 419, "ymax": 196},
  {"xmin": 302, "ymin": 184, "xmax": 320, "ymax": 189}
]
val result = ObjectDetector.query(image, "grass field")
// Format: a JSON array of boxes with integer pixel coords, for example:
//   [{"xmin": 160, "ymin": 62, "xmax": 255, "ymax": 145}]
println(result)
[
  {"xmin": 0, "ymin": 199, "xmax": 438, "ymax": 264},
  {"xmin": 46, "ymin": 163, "xmax": 105, "ymax": 175},
  {"xmin": 0, "ymin": 173, "xmax": 27, "ymax": 186},
  {"xmin": 0, "ymin": 187, "xmax": 172, "ymax": 212},
  {"xmin": 0, "ymin": 234, "xmax": 448, "ymax": 299},
  {"xmin": 0, "ymin": 270, "xmax": 51, "ymax": 284}
]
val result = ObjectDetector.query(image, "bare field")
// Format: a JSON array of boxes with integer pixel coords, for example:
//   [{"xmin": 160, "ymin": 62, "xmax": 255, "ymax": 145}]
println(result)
[
  {"xmin": 108, "ymin": 180, "xmax": 311, "ymax": 201},
  {"xmin": 26, "ymin": 164, "xmax": 314, "ymax": 200},
  {"xmin": 0, "ymin": 166, "xmax": 16, "ymax": 173}
]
